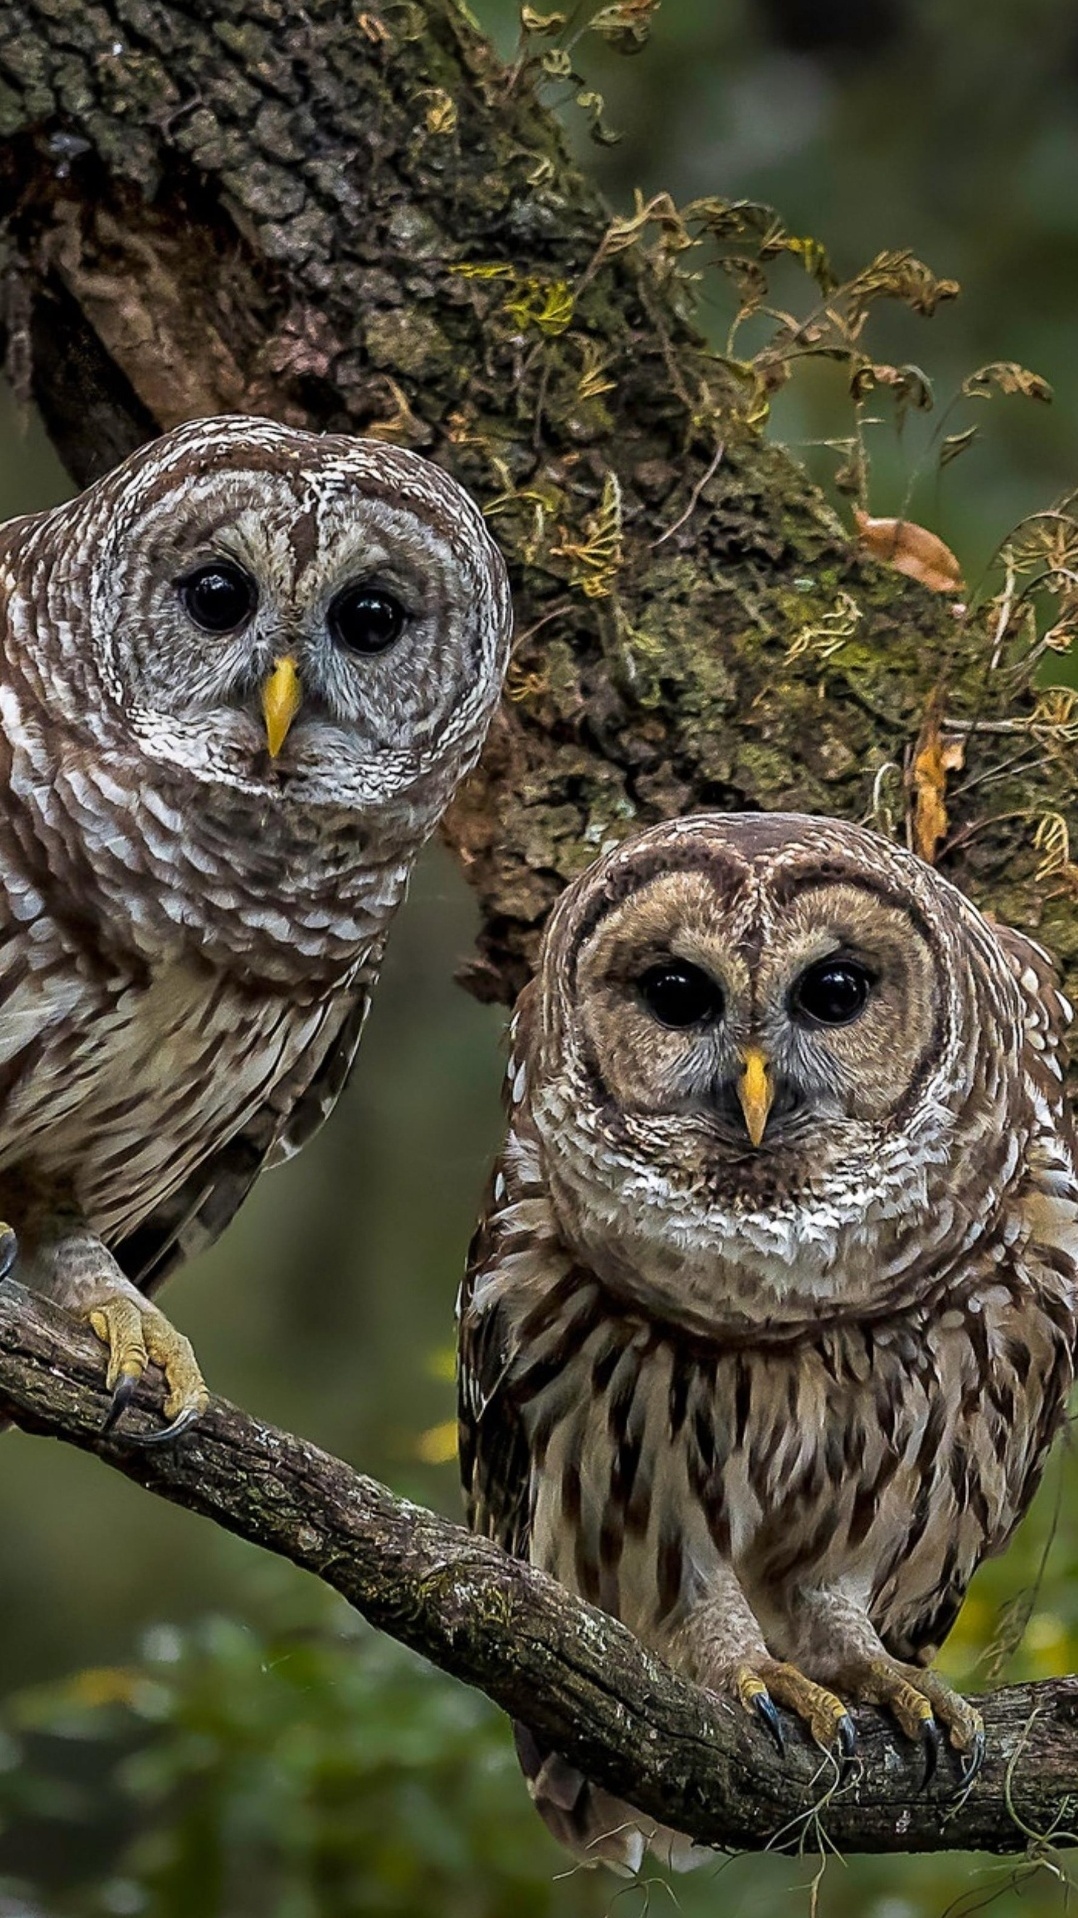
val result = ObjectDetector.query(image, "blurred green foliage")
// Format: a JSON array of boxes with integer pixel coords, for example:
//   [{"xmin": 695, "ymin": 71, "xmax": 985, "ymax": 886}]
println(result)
[
  {"xmin": 5, "ymin": 1, "xmax": 1078, "ymax": 1912},
  {"xmin": 0, "ymin": 1585, "xmax": 599, "ymax": 1918},
  {"xmin": 3, "ymin": 1566, "xmax": 1078, "ymax": 1918}
]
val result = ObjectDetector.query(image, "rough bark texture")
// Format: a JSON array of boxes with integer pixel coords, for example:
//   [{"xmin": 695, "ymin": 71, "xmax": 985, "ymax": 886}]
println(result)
[
  {"xmin": 1, "ymin": 1278, "xmax": 1077, "ymax": 1859},
  {"xmin": 1, "ymin": 0, "xmax": 1077, "ymax": 1861}
]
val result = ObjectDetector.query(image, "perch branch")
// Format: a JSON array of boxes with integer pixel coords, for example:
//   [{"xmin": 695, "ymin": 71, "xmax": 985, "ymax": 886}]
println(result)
[{"xmin": 0, "ymin": 1279, "xmax": 1076, "ymax": 1859}]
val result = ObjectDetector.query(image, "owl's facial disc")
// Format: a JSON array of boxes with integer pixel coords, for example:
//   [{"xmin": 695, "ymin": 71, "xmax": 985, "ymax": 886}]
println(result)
[
  {"xmin": 152, "ymin": 527, "xmax": 445, "ymax": 775},
  {"xmin": 573, "ymin": 869, "xmax": 942, "ymax": 1167},
  {"xmin": 85, "ymin": 427, "xmax": 511, "ymax": 815},
  {"xmin": 533, "ymin": 817, "xmax": 983, "ymax": 1332}
]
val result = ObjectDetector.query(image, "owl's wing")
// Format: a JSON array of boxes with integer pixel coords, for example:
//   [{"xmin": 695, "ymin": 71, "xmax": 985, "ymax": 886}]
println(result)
[
  {"xmin": 460, "ymin": 1224, "xmax": 652, "ymax": 1875},
  {"xmin": 458, "ymin": 1011, "xmax": 668, "ymax": 1874},
  {"xmin": 115, "ymin": 987, "xmax": 371, "ymax": 1294},
  {"xmin": 992, "ymin": 918, "xmax": 1078, "ymax": 1156},
  {"xmin": 457, "ymin": 1181, "xmax": 535, "ymax": 1562},
  {"xmin": 458, "ymin": 982, "xmax": 543, "ymax": 1560}
]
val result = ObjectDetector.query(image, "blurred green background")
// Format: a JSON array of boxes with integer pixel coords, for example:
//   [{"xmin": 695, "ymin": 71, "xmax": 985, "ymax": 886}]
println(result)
[{"xmin": 3, "ymin": 1, "xmax": 1078, "ymax": 1912}]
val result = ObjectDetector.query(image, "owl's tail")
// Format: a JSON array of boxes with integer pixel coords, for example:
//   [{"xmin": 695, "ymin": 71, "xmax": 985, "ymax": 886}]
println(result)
[{"xmin": 512, "ymin": 1722, "xmax": 711, "ymax": 1877}]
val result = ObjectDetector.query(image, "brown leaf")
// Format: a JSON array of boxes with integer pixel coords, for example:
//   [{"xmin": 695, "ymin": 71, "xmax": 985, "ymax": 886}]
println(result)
[
  {"xmin": 520, "ymin": 6, "xmax": 568, "ymax": 30},
  {"xmin": 845, "ymin": 250, "xmax": 960, "ymax": 327},
  {"xmin": 908, "ymin": 692, "xmax": 965, "ymax": 864},
  {"xmin": 849, "ymin": 361, "xmax": 933, "ymax": 411},
  {"xmin": 962, "ymin": 361, "xmax": 1053, "ymax": 404},
  {"xmin": 853, "ymin": 509, "xmax": 964, "ymax": 594},
  {"xmin": 588, "ymin": 0, "xmax": 660, "ymax": 52}
]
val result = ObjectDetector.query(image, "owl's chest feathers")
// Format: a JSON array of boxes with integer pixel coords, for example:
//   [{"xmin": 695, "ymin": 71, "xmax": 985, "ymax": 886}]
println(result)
[
  {"xmin": 534, "ymin": 1083, "xmax": 977, "ymax": 1334},
  {"xmin": 0, "ymin": 947, "xmax": 346, "ymax": 1243},
  {"xmin": 481, "ymin": 1172, "xmax": 1076, "ymax": 1661},
  {"xmin": 0, "ymin": 707, "xmax": 389, "ymax": 1240},
  {"xmin": 3, "ymin": 708, "xmax": 407, "ymax": 984}
]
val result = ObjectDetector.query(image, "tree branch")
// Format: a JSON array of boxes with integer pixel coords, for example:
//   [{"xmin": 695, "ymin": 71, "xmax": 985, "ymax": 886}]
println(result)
[{"xmin": 0, "ymin": 1278, "xmax": 1075, "ymax": 1858}]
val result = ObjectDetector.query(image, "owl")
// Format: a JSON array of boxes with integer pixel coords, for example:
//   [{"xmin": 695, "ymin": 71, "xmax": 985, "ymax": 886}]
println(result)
[
  {"xmin": 0, "ymin": 414, "xmax": 511, "ymax": 1442},
  {"xmin": 458, "ymin": 811, "xmax": 1078, "ymax": 1872}
]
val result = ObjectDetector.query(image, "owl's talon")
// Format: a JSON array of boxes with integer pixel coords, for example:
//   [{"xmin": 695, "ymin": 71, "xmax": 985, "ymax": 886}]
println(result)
[
  {"xmin": 752, "ymin": 1690, "xmax": 786, "ymax": 1757},
  {"xmin": 118, "ymin": 1402, "xmax": 203, "ymax": 1447},
  {"xmin": 957, "ymin": 1728, "xmax": 986, "ymax": 1792},
  {"xmin": 835, "ymin": 1713, "xmax": 858, "ymax": 1782},
  {"xmin": 85, "ymin": 1291, "xmax": 207, "ymax": 1444},
  {"xmin": 735, "ymin": 1660, "xmax": 850, "ymax": 1759},
  {"xmin": 921, "ymin": 1716, "xmax": 941, "ymax": 1790},
  {"xmin": 827, "ymin": 1652, "xmax": 982, "ymax": 1784},
  {"xmin": 0, "ymin": 1226, "xmax": 17, "ymax": 1281},
  {"xmin": 101, "ymin": 1368, "xmax": 140, "ymax": 1436}
]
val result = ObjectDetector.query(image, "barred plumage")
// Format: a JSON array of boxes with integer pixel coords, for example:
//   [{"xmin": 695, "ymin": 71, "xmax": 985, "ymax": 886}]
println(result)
[
  {"xmin": 459, "ymin": 812, "xmax": 1078, "ymax": 1872},
  {"xmin": 0, "ymin": 414, "xmax": 511, "ymax": 1435}
]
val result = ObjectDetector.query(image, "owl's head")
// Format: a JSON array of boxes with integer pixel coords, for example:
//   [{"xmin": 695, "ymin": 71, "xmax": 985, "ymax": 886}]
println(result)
[
  {"xmin": 10, "ymin": 416, "xmax": 511, "ymax": 833},
  {"xmin": 524, "ymin": 813, "xmax": 1030, "ymax": 1332}
]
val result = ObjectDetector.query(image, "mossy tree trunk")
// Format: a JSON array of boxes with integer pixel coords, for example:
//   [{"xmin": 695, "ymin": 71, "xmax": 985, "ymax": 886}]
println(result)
[{"xmin": 1, "ymin": 0, "xmax": 1076, "ymax": 1859}]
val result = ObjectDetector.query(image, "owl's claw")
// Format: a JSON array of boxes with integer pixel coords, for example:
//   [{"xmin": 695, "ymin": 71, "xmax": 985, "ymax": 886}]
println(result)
[
  {"xmin": 119, "ymin": 1402, "xmax": 204, "ymax": 1447},
  {"xmin": 743, "ymin": 1677, "xmax": 856, "ymax": 1782},
  {"xmin": 735, "ymin": 1661, "xmax": 851, "ymax": 1765},
  {"xmin": 752, "ymin": 1689, "xmax": 786, "ymax": 1757},
  {"xmin": 956, "ymin": 1728, "xmax": 987, "ymax": 1794},
  {"xmin": 828, "ymin": 1653, "xmax": 984, "ymax": 1787},
  {"xmin": 87, "ymin": 1292, "xmax": 207, "ymax": 1443},
  {"xmin": 921, "ymin": 1716, "xmax": 941, "ymax": 1790},
  {"xmin": 835, "ymin": 1713, "xmax": 858, "ymax": 1783},
  {"xmin": 100, "ymin": 1367, "xmax": 140, "ymax": 1436}
]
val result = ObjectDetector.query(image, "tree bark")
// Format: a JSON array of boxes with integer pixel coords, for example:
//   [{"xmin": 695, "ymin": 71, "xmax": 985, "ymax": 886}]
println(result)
[
  {"xmin": 1, "ymin": 1278, "xmax": 1076, "ymax": 1859},
  {"xmin": 1, "ymin": 0, "xmax": 1077, "ymax": 1860}
]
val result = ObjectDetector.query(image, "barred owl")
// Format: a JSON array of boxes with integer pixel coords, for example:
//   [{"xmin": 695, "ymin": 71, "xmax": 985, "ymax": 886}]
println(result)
[
  {"xmin": 0, "ymin": 415, "xmax": 511, "ymax": 1440},
  {"xmin": 459, "ymin": 812, "xmax": 1078, "ymax": 1872}
]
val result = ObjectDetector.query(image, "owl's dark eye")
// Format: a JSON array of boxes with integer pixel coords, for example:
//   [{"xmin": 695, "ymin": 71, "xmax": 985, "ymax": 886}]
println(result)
[
  {"xmin": 637, "ymin": 961, "xmax": 724, "ymax": 1029},
  {"xmin": 178, "ymin": 561, "xmax": 257, "ymax": 633},
  {"xmin": 328, "ymin": 585, "xmax": 407, "ymax": 655},
  {"xmin": 791, "ymin": 958, "xmax": 873, "ymax": 1027}
]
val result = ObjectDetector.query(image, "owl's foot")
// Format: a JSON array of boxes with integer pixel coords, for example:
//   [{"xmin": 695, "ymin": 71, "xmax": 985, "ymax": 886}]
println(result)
[
  {"xmin": 734, "ymin": 1660, "xmax": 856, "ymax": 1772},
  {"xmin": 88, "ymin": 1291, "xmax": 208, "ymax": 1444},
  {"xmin": 833, "ymin": 1654, "xmax": 985, "ymax": 1789}
]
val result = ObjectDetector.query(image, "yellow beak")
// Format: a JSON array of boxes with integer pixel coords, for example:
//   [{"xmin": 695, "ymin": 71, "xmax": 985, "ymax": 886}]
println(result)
[
  {"xmin": 738, "ymin": 1046, "xmax": 774, "ymax": 1148},
  {"xmin": 261, "ymin": 655, "xmax": 302, "ymax": 758}
]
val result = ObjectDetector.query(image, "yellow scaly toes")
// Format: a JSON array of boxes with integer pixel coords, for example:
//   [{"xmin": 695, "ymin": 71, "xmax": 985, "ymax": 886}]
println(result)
[
  {"xmin": 734, "ymin": 1658, "xmax": 856, "ymax": 1770},
  {"xmin": 838, "ymin": 1654, "xmax": 985, "ymax": 1788},
  {"xmin": 88, "ymin": 1291, "xmax": 208, "ymax": 1444}
]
